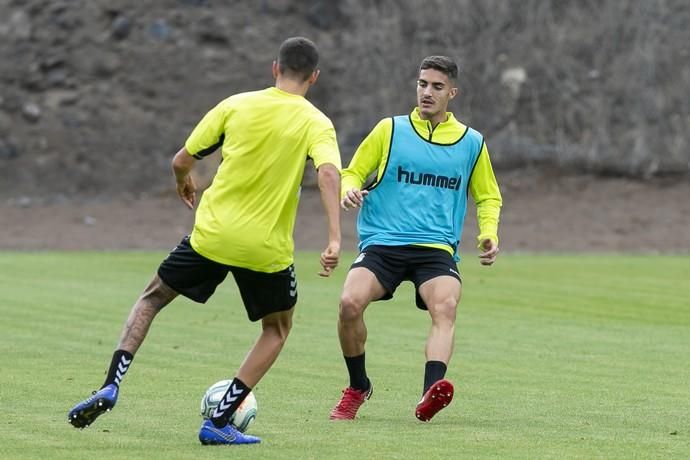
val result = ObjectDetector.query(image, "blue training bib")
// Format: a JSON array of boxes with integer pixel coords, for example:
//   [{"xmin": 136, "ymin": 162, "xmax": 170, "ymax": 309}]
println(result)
[{"xmin": 357, "ymin": 115, "xmax": 484, "ymax": 259}]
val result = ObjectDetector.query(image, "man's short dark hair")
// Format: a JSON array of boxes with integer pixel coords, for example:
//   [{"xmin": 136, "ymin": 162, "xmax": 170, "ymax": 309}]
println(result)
[
  {"xmin": 278, "ymin": 37, "xmax": 319, "ymax": 81},
  {"xmin": 419, "ymin": 56, "xmax": 458, "ymax": 81}
]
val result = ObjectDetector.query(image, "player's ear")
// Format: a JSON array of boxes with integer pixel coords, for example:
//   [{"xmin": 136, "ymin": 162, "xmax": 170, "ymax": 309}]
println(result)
[
  {"xmin": 272, "ymin": 61, "xmax": 279, "ymax": 79},
  {"xmin": 449, "ymin": 87, "xmax": 458, "ymax": 99},
  {"xmin": 308, "ymin": 69, "xmax": 320, "ymax": 85}
]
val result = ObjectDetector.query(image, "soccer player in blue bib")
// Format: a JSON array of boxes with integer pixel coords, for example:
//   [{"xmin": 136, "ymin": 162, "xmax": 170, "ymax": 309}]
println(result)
[{"xmin": 330, "ymin": 56, "xmax": 502, "ymax": 422}]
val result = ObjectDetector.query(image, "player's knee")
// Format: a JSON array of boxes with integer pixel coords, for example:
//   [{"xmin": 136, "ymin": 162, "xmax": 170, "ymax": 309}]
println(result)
[
  {"xmin": 266, "ymin": 322, "xmax": 291, "ymax": 344},
  {"xmin": 277, "ymin": 317, "xmax": 293, "ymax": 341},
  {"xmin": 140, "ymin": 276, "xmax": 177, "ymax": 310},
  {"xmin": 429, "ymin": 297, "xmax": 458, "ymax": 322},
  {"xmin": 262, "ymin": 312, "xmax": 292, "ymax": 343},
  {"xmin": 339, "ymin": 293, "xmax": 366, "ymax": 321}
]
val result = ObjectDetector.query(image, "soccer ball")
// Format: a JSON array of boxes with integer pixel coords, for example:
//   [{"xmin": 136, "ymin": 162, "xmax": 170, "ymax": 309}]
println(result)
[{"xmin": 200, "ymin": 379, "xmax": 257, "ymax": 432}]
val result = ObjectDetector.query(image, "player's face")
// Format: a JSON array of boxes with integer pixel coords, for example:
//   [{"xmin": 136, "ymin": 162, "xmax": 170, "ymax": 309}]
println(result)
[{"xmin": 416, "ymin": 68, "xmax": 458, "ymax": 122}]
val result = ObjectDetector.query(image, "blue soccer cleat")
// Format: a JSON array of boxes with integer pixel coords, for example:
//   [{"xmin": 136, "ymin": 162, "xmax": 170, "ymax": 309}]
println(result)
[
  {"xmin": 67, "ymin": 384, "xmax": 119, "ymax": 429},
  {"xmin": 198, "ymin": 419, "xmax": 261, "ymax": 445}
]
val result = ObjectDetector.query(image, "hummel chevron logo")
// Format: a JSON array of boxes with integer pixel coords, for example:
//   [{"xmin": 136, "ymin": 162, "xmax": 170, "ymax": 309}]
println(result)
[
  {"xmin": 229, "ymin": 384, "xmax": 242, "ymax": 396},
  {"xmin": 114, "ymin": 355, "xmax": 131, "ymax": 386},
  {"xmin": 212, "ymin": 384, "xmax": 244, "ymax": 417},
  {"xmin": 289, "ymin": 272, "xmax": 297, "ymax": 296}
]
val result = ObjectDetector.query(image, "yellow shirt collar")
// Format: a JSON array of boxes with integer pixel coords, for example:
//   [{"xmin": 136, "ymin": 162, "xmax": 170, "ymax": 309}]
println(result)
[{"xmin": 409, "ymin": 108, "xmax": 465, "ymax": 143}]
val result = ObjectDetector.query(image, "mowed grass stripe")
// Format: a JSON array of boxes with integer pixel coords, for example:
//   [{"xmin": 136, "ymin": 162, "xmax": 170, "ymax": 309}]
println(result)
[{"xmin": 465, "ymin": 255, "xmax": 690, "ymax": 324}]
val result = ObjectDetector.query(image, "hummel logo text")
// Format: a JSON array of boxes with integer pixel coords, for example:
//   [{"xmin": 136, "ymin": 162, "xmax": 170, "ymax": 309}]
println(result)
[{"xmin": 397, "ymin": 166, "xmax": 461, "ymax": 190}]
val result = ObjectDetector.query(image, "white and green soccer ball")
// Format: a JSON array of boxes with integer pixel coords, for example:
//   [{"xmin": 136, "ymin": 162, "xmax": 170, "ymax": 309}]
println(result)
[{"xmin": 200, "ymin": 379, "xmax": 257, "ymax": 432}]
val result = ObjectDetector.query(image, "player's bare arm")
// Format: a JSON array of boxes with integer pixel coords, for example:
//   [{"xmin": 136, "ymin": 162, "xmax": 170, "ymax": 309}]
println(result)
[
  {"xmin": 341, "ymin": 188, "xmax": 369, "ymax": 210},
  {"xmin": 317, "ymin": 163, "xmax": 342, "ymax": 277},
  {"xmin": 172, "ymin": 147, "xmax": 198, "ymax": 210},
  {"xmin": 478, "ymin": 238, "xmax": 499, "ymax": 266}
]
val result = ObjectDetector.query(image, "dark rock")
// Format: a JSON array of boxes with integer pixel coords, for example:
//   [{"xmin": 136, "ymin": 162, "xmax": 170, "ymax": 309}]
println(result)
[
  {"xmin": 0, "ymin": 140, "xmax": 19, "ymax": 160},
  {"xmin": 111, "ymin": 15, "xmax": 132, "ymax": 40},
  {"xmin": 39, "ymin": 55, "xmax": 65, "ymax": 71},
  {"xmin": 197, "ymin": 14, "xmax": 228, "ymax": 44},
  {"xmin": 21, "ymin": 63, "xmax": 45, "ymax": 92},
  {"xmin": 49, "ymin": 2, "xmax": 81, "ymax": 30},
  {"xmin": 46, "ymin": 68, "xmax": 69, "ymax": 86},
  {"xmin": 91, "ymin": 53, "xmax": 121, "ymax": 78},
  {"xmin": 44, "ymin": 89, "xmax": 80, "ymax": 109}
]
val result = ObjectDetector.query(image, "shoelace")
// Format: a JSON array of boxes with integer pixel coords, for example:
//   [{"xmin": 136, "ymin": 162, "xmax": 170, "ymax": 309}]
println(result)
[{"xmin": 334, "ymin": 388, "xmax": 366, "ymax": 417}]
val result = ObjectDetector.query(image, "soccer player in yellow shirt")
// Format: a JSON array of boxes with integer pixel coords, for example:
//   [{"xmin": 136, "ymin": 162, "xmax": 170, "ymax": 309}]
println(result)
[
  {"xmin": 330, "ymin": 56, "xmax": 502, "ymax": 422},
  {"xmin": 67, "ymin": 37, "xmax": 342, "ymax": 445}
]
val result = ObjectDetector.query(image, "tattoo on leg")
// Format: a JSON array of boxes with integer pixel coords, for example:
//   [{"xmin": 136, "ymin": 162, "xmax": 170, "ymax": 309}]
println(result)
[{"xmin": 118, "ymin": 277, "xmax": 177, "ymax": 354}]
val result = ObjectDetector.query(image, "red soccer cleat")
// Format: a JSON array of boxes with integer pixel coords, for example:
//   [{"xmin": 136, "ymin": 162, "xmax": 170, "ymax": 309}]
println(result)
[
  {"xmin": 329, "ymin": 384, "xmax": 373, "ymax": 420},
  {"xmin": 415, "ymin": 379, "xmax": 454, "ymax": 422}
]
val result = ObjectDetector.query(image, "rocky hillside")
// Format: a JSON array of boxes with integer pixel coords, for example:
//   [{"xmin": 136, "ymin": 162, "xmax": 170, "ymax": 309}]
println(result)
[{"xmin": 1, "ymin": 0, "xmax": 688, "ymax": 200}]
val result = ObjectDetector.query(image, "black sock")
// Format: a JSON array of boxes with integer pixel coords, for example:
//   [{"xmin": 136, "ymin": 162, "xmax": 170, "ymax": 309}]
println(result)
[
  {"xmin": 210, "ymin": 377, "xmax": 251, "ymax": 428},
  {"xmin": 102, "ymin": 350, "xmax": 134, "ymax": 389},
  {"xmin": 423, "ymin": 360, "xmax": 447, "ymax": 395},
  {"xmin": 344, "ymin": 353, "xmax": 369, "ymax": 391}
]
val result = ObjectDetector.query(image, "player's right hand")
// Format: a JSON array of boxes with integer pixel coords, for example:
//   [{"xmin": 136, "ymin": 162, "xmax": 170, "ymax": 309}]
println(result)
[{"xmin": 341, "ymin": 188, "xmax": 369, "ymax": 210}]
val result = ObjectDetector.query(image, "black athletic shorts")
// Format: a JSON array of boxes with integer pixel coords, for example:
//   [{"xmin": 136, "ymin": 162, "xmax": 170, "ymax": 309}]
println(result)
[
  {"xmin": 350, "ymin": 244, "xmax": 461, "ymax": 310},
  {"xmin": 157, "ymin": 236, "xmax": 297, "ymax": 322}
]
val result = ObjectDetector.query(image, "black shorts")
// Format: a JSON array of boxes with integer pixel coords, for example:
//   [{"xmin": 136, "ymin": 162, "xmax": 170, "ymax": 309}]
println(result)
[
  {"xmin": 350, "ymin": 244, "xmax": 461, "ymax": 310},
  {"xmin": 157, "ymin": 236, "xmax": 297, "ymax": 322}
]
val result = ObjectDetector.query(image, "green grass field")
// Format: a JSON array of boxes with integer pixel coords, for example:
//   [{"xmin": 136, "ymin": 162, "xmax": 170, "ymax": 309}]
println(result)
[{"xmin": 1, "ymin": 251, "xmax": 688, "ymax": 459}]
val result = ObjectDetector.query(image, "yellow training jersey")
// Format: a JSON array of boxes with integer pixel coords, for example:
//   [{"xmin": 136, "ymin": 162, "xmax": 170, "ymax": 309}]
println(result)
[
  {"xmin": 342, "ymin": 108, "xmax": 501, "ymax": 252},
  {"xmin": 184, "ymin": 87, "xmax": 341, "ymax": 272}
]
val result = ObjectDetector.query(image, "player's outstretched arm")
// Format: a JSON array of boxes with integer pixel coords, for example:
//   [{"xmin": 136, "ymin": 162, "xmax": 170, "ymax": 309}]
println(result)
[
  {"xmin": 469, "ymin": 143, "xmax": 502, "ymax": 265},
  {"xmin": 172, "ymin": 147, "xmax": 198, "ymax": 209},
  {"xmin": 317, "ymin": 163, "xmax": 341, "ymax": 277}
]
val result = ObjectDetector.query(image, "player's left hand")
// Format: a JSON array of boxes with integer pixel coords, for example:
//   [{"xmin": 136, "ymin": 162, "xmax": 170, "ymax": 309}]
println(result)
[
  {"xmin": 478, "ymin": 238, "xmax": 499, "ymax": 266},
  {"xmin": 319, "ymin": 241, "xmax": 340, "ymax": 277},
  {"xmin": 176, "ymin": 175, "xmax": 197, "ymax": 209}
]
